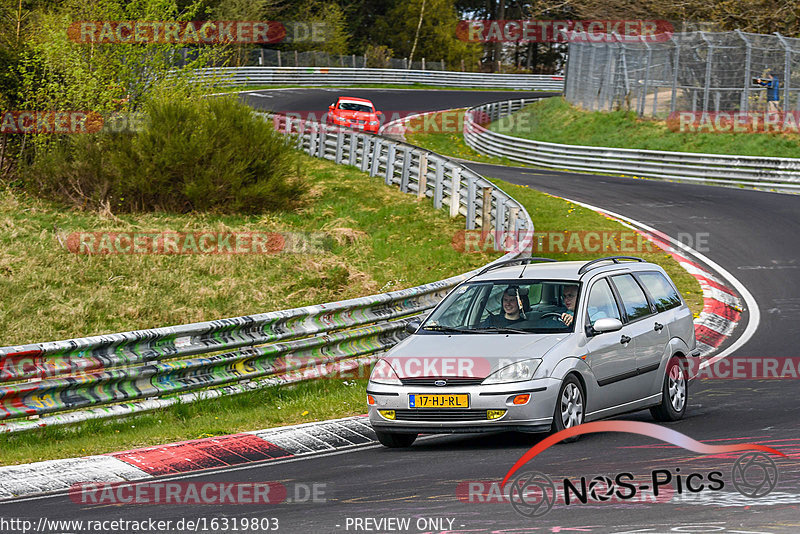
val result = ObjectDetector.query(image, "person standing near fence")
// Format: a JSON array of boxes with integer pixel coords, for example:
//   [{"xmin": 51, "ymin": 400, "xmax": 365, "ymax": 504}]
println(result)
[{"xmin": 756, "ymin": 69, "xmax": 781, "ymax": 113}]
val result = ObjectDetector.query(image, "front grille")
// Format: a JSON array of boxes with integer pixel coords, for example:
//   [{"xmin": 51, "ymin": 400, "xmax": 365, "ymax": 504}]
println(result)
[
  {"xmin": 394, "ymin": 409, "xmax": 488, "ymax": 421},
  {"xmin": 400, "ymin": 377, "xmax": 484, "ymax": 387}
]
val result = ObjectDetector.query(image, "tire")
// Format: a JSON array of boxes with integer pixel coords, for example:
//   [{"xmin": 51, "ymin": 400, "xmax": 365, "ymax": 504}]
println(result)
[
  {"xmin": 650, "ymin": 357, "xmax": 688, "ymax": 422},
  {"xmin": 550, "ymin": 375, "xmax": 585, "ymax": 443},
  {"xmin": 375, "ymin": 430, "xmax": 417, "ymax": 448}
]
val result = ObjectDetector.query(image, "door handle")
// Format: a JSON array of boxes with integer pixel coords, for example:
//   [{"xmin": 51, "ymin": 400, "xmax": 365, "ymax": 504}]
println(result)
[
  {"xmin": 620, "ymin": 335, "xmax": 631, "ymax": 344},
  {"xmin": 654, "ymin": 322, "xmax": 664, "ymax": 332}
]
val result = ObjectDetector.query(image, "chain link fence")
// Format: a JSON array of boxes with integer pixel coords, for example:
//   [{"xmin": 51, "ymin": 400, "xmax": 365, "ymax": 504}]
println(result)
[{"xmin": 565, "ymin": 31, "xmax": 800, "ymax": 117}]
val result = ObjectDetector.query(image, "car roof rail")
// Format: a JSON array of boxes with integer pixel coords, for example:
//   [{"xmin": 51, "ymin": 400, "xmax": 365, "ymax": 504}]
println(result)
[
  {"xmin": 577, "ymin": 256, "xmax": 646, "ymax": 275},
  {"xmin": 476, "ymin": 257, "xmax": 558, "ymax": 277}
]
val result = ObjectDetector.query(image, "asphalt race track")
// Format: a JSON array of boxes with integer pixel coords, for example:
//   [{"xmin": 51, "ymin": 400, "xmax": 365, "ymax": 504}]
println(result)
[{"xmin": 3, "ymin": 89, "xmax": 800, "ymax": 533}]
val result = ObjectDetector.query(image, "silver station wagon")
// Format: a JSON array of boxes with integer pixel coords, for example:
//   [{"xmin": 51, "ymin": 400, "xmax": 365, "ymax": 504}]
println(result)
[{"xmin": 367, "ymin": 257, "xmax": 699, "ymax": 447}]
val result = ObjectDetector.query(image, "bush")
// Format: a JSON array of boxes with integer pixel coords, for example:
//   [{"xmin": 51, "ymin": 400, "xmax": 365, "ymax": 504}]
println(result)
[{"xmin": 23, "ymin": 95, "xmax": 306, "ymax": 214}]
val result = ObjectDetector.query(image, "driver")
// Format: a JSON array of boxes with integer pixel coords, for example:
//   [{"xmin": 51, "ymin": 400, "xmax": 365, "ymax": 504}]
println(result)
[
  {"xmin": 559, "ymin": 285, "xmax": 578, "ymax": 326},
  {"xmin": 483, "ymin": 287, "xmax": 526, "ymax": 327}
]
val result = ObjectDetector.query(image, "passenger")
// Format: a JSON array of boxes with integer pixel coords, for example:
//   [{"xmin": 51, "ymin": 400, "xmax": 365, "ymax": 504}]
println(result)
[{"xmin": 483, "ymin": 287, "xmax": 526, "ymax": 327}]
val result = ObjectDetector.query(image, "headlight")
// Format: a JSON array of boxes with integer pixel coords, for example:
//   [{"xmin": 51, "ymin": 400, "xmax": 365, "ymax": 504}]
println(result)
[
  {"xmin": 368, "ymin": 120, "xmax": 379, "ymax": 125},
  {"xmin": 482, "ymin": 359, "xmax": 541, "ymax": 385},
  {"xmin": 369, "ymin": 359, "xmax": 402, "ymax": 385}
]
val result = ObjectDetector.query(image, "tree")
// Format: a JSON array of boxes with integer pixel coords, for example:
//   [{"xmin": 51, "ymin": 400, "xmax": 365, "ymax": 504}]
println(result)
[{"xmin": 376, "ymin": 0, "xmax": 481, "ymax": 68}]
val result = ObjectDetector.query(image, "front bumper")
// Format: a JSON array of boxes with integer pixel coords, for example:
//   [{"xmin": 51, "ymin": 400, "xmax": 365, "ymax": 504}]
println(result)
[{"xmin": 367, "ymin": 378, "xmax": 560, "ymax": 434}]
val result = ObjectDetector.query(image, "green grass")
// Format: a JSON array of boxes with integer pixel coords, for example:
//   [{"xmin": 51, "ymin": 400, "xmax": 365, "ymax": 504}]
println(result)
[
  {"xmin": 404, "ymin": 108, "xmax": 532, "ymax": 165},
  {"xmin": 0, "ymin": 153, "xmax": 502, "ymax": 346},
  {"xmin": 0, "ymin": 147, "xmax": 702, "ymax": 465},
  {"xmin": 493, "ymin": 97, "xmax": 800, "ymax": 158}
]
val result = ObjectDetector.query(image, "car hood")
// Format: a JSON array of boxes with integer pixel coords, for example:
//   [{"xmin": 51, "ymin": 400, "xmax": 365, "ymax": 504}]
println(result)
[{"xmin": 382, "ymin": 333, "xmax": 567, "ymax": 378}]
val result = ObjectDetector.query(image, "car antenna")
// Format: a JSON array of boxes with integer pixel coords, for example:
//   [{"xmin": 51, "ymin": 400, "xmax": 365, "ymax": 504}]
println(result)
[{"xmin": 518, "ymin": 260, "xmax": 529, "ymax": 279}]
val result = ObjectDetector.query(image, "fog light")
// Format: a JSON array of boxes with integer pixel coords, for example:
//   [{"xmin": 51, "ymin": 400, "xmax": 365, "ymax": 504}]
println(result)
[
  {"xmin": 367, "ymin": 395, "xmax": 376, "ymax": 405},
  {"xmin": 487, "ymin": 410, "xmax": 507, "ymax": 420},
  {"xmin": 379, "ymin": 410, "xmax": 396, "ymax": 420},
  {"xmin": 513, "ymin": 394, "xmax": 530, "ymax": 405}
]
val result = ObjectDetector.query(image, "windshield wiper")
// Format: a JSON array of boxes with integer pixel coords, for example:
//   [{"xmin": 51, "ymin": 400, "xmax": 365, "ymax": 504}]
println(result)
[
  {"xmin": 421, "ymin": 325, "xmax": 472, "ymax": 333},
  {"xmin": 470, "ymin": 326, "xmax": 530, "ymax": 334}
]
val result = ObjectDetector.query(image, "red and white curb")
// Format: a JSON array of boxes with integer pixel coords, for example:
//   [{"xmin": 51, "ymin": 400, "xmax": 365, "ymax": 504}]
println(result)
[
  {"xmin": 0, "ymin": 416, "xmax": 376, "ymax": 501},
  {"xmin": 562, "ymin": 197, "xmax": 757, "ymax": 368}
]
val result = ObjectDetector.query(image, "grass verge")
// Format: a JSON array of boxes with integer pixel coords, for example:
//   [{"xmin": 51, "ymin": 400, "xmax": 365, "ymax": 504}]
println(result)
[
  {"xmin": 0, "ymin": 146, "xmax": 702, "ymax": 465},
  {"xmin": 494, "ymin": 97, "xmax": 800, "ymax": 157},
  {"xmin": 404, "ymin": 108, "xmax": 531, "ymax": 166}
]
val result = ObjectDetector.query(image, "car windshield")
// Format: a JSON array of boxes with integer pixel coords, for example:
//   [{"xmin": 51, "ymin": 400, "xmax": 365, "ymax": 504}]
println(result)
[
  {"xmin": 421, "ymin": 280, "xmax": 580, "ymax": 334},
  {"xmin": 339, "ymin": 102, "xmax": 373, "ymax": 112}
]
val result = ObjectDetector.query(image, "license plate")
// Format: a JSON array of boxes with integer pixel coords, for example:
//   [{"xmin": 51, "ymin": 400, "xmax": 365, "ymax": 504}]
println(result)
[{"xmin": 409, "ymin": 393, "xmax": 469, "ymax": 409}]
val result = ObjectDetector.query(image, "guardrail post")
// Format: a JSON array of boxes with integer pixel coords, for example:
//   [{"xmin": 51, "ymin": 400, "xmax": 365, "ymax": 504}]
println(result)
[
  {"xmin": 494, "ymin": 194, "xmax": 506, "ymax": 251},
  {"xmin": 277, "ymin": 50, "xmax": 281, "ymax": 67},
  {"xmin": 449, "ymin": 167, "xmax": 461, "ymax": 218},
  {"xmin": 400, "ymin": 147, "xmax": 411, "ymax": 192},
  {"xmin": 360, "ymin": 136, "xmax": 371, "ymax": 172},
  {"xmin": 348, "ymin": 132, "xmax": 358, "ymax": 166},
  {"xmin": 385, "ymin": 144, "xmax": 397, "ymax": 185},
  {"xmin": 417, "ymin": 152, "xmax": 428, "ymax": 199},
  {"xmin": 466, "ymin": 176, "xmax": 476, "ymax": 229},
  {"xmin": 508, "ymin": 206, "xmax": 518, "ymax": 238},
  {"xmin": 370, "ymin": 139, "xmax": 382, "ymax": 177},
  {"xmin": 297, "ymin": 120, "xmax": 307, "ymax": 150},
  {"xmin": 309, "ymin": 129, "xmax": 318, "ymax": 156},
  {"xmin": 335, "ymin": 131, "xmax": 344, "ymax": 163},
  {"xmin": 481, "ymin": 186, "xmax": 493, "ymax": 230},
  {"xmin": 433, "ymin": 158, "xmax": 444, "ymax": 209}
]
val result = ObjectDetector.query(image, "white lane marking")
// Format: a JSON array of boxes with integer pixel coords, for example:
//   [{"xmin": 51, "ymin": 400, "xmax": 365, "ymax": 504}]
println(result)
[{"xmin": 560, "ymin": 197, "xmax": 760, "ymax": 370}]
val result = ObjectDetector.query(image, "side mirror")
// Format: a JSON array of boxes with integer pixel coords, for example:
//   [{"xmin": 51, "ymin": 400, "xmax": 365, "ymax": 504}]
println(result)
[
  {"xmin": 376, "ymin": 111, "xmax": 384, "ymax": 117},
  {"xmin": 329, "ymin": 104, "xmax": 335, "ymax": 111},
  {"xmin": 405, "ymin": 318, "xmax": 422, "ymax": 334},
  {"xmin": 591, "ymin": 318, "xmax": 623, "ymax": 334}
]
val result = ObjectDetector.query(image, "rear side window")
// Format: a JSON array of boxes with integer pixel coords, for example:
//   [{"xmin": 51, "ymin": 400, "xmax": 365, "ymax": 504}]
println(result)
[
  {"xmin": 611, "ymin": 274, "xmax": 653, "ymax": 321},
  {"xmin": 638, "ymin": 272, "xmax": 682, "ymax": 312}
]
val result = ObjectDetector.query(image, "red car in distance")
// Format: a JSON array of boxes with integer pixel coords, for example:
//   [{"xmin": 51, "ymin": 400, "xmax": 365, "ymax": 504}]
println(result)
[{"xmin": 327, "ymin": 96, "xmax": 383, "ymax": 133}]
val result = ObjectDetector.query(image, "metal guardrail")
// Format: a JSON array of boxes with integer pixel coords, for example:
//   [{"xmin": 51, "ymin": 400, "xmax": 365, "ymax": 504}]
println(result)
[
  {"xmin": 463, "ymin": 98, "xmax": 800, "ymax": 191},
  {"xmin": 192, "ymin": 66, "xmax": 565, "ymax": 91},
  {"xmin": 0, "ymin": 114, "xmax": 534, "ymax": 433}
]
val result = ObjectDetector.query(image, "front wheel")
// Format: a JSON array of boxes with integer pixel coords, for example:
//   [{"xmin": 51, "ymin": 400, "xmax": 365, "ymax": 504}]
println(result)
[
  {"xmin": 650, "ymin": 357, "xmax": 688, "ymax": 422},
  {"xmin": 550, "ymin": 375, "xmax": 585, "ymax": 443},
  {"xmin": 375, "ymin": 430, "xmax": 417, "ymax": 448}
]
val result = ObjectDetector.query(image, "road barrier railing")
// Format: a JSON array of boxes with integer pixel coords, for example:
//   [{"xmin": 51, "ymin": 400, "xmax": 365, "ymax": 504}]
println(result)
[
  {"xmin": 193, "ymin": 66, "xmax": 565, "ymax": 91},
  {"xmin": 463, "ymin": 98, "xmax": 800, "ymax": 191},
  {"xmin": 0, "ymin": 113, "xmax": 533, "ymax": 432}
]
